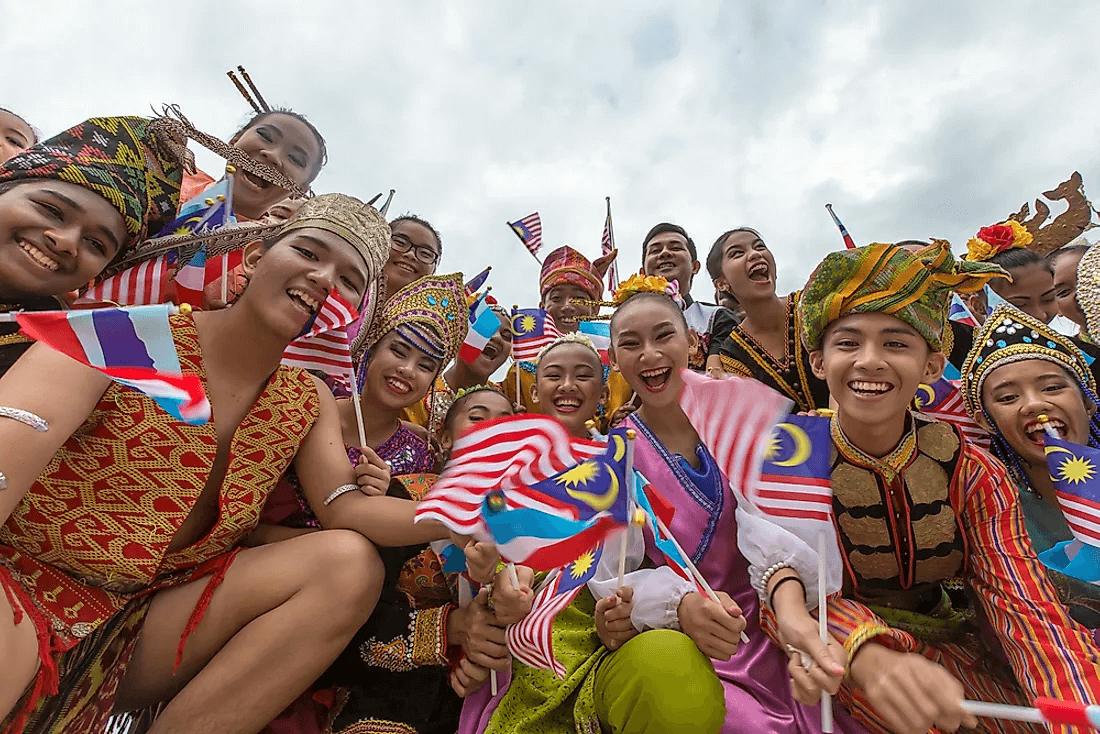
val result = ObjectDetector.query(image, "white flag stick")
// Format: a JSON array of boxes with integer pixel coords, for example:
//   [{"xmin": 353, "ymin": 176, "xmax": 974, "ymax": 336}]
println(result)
[{"xmin": 818, "ymin": 529, "xmax": 833, "ymax": 732}]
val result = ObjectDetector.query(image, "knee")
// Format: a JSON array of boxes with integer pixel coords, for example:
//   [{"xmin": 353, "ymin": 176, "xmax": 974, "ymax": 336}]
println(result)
[
  {"xmin": 305, "ymin": 530, "xmax": 384, "ymax": 625},
  {"xmin": 610, "ymin": 630, "xmax": 725, "ymax": 730}
]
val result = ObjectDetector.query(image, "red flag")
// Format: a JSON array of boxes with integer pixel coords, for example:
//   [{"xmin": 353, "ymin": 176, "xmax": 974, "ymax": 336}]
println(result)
[{"xmin": 74, "ymin": 255, "xmax": 172, "ymax": 307}]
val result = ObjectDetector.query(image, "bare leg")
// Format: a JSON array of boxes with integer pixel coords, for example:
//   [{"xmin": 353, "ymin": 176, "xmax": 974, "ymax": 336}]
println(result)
[
  {"xmin": 0, "ymin": 587, "xmax": 40, "ymax": 722},
  {"xmin": 115, "ymin": 530, "xmax": 383, "ymax": 734}
]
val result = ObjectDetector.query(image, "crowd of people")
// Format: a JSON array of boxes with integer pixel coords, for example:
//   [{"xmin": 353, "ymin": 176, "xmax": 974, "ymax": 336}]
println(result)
[{"xmin": 1, "ymin": 92, "xmax": 1099, "ymax": 734}]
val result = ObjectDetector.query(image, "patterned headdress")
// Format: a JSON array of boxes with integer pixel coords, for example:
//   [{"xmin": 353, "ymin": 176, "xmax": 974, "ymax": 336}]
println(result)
[
  {"xmin": 961, "ymin": 304, "xmax": 1096, "ymax": 422},
  {"xmin": 800, "ymin": 241, "xmax": 1008, "ymax": 351},
  {"xmin": 354, "ymin": 272, "xmax": 468, "ymax": 364},
  {"xmin": 539, "ymin": 245, "xmax": 617, "ymax": 300},
  {"xmin": 282, "ymin": 193, "xmax": 390, "ymax": 275},
  {"xmin": 963, "ymin": 220, "xmax": 1033, "ymax": 262},
  {"xmin": 1075, "ymin": 244, "xmax": 1100, "ymax": 340},
  {"xmin": 0, "ymin": 116, "xmax": 185, "ymax": 250},
  {"xmin": 611, "ymin": 273, "xmax": 685, "ymax": 309}
]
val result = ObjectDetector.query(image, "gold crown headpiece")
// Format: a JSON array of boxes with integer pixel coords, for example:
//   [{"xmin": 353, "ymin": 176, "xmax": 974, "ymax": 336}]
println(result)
[{"xmin": 354, "ymin": 273, "xmax": 468, "ymax": 363}]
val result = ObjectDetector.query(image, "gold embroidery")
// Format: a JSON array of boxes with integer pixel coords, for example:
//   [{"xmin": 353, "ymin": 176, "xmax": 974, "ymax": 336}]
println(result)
[{"xmin": 905, "ymin": 455, "xmax": 950, "ymax": 505}]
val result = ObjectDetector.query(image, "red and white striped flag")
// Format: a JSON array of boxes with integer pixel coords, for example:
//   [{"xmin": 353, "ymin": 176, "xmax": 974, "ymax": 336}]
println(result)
[
  {"xmin": 74, "ymin": 255, "xmax": 172, "ymax": 307},
  {"xmin": 302, "ymin": 290, "xmax": 360, "ymax": 338},
  {"xmin": 915, "ymin": 378, "xmax": 989, "ymax": 449},
  {"xmin": 415, "ymin": 414, "xmax": 605, "ymax": 534},
  {"xmin": 508, "ymin": 212, "xmax": 543, "ymax": 257},
  {"xmin": 677, "ymin": 369, "xmax": 792, "ymax": 500},
  {"xmin": 506, "ymin": 545, "xmax": 601, "ymax": 678},
  {"xmin": 282, "ymin": 328, "xmax": 355, "ymax": 386},
  {"xmin": 601, "ymin": 197, "xmax": 619, "ymax": 290}
]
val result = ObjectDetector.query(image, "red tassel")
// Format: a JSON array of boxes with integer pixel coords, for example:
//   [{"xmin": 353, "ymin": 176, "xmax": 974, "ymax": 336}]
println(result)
[
  {"xmin": 1, "ymin": 565, "xmax": 61, "ymax": 734},
  {"xmin": 174, "ymin": 549, "xmax": 239, "ymax": 674}
]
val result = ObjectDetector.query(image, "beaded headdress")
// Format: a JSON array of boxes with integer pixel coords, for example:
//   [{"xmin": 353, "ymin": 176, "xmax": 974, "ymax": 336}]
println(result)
[
  {"xmin": 800, "ymin": 242, "xmax": 1008, "ymax": 351},
  {"xmin": 354, "ymin": 272, "xmax": 468, "ymax": 364},
  {"xmin": 572, "ymin": 273, "xmax": 685, "ymax": 321},
  {"xmin": 1075, "ymin": 244, "xmax": 1100, "ymax": 340},
  {"xmin": 963, "ymin": 220, "xmax": 1033, "ymax": 263},
  {"xmin": 961, "ymin": 304, "xmax": 1096, "ymax": 421},
  {"xmin": 535, "ymin": 331, "xmax": 601, "ymax": 366},
  {"xmin": 540, "ymin": 245, "xmax": 618, "ymax": 300},
  {"xmin": 0, "ymin": 115, "xmax": 186, "ymax": 251}
]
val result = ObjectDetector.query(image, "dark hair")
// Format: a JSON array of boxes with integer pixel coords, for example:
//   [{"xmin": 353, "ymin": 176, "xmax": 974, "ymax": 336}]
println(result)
[
  {"xmin": 536, "ymin": 338, "xmax": 606, "ymax": 384},
  {"xmin": 0, "ymin": 107, "xmax": 39, "ymax": 145},
  {"xmin": 988, "ymin": 246, "xmax": 1051, "ymax": 275},
  {"xmin": 706, "ymin": 227, "xmax": 764, "ymax": 281},
  {"xmin": 230, "ymin": 108, "xmax": 327, "ymax": 180},
  {"xmin": 642, "ymin": 223, "xmax": 696, "ymax": 263},
  {"xmin": 609, "ymin": 291, "xmax": 689, "ymax": 337},
  {"xmin": 1048, "ymin": 243, "xmax": 1091, "ymax": 268},
  {"xmin": 391, "ymin": 213, "xmax": 443, "ymax": 256},
  {"xmin": 441, "ymin": 386, "xmax": 511, "ymax": 435}
]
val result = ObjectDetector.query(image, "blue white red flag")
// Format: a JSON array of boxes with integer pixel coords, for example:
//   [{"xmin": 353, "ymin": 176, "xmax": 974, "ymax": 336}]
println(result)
[
  {"xmin": 415, "ymin": 414, "xmax": 606, "ymax": 534},
  {"xmin": 507, "ymin": 545, "xmax": 602, "ymax": 678},
  {"xmin": 1045, "ymin": 435, "xmax": 1100, "ymax": 547},
  {"xmin": 632, "ymin": 472, "xmax": 707, "ymax": 594},
  {"xmin": 511, "ymin": 307, "xmax": 561, "ymax": 361},
  {"xmin": 948, "ymin": 292, "xmax": 979, "ymax": 328},
  {"xmin": 173, "ymin": 246, "xmax": 207, "ymax": 308},
  {"xmin": 577, "ymin": 321, "xmax": 611, "ymax": 366},
  {"xmin": 16, "ymin": 304, "xmax": 210, "ymax": 425},
  {"xmin": 825, "ymin": 204, "xmax": 856, "ymax": 250},
  {"xmin": 459, "ymin": 292, "xmax": 502, "ymax": 364}
]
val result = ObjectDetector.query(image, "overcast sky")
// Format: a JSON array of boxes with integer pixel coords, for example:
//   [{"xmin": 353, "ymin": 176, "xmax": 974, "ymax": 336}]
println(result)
[{"xmin": 4, "ymin": 1, "xmax": 1099, "ymax": 307}]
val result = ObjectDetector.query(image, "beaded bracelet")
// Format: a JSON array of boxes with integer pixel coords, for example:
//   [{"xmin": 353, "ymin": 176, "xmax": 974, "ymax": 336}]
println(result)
[
  {"xmin": 842, "ymin": 621, "xmax": 892, "ymax": 675},
  {"xmin": 323, "ymin": 483, "xmax": 359, "ymax": 506},
  {"xmin": 759, "ymin": 561, "xmax": 792, "ymax": 590},
  {"xmin": 767, "ymin": 575, "xmax": 806, "ymax": 612}
]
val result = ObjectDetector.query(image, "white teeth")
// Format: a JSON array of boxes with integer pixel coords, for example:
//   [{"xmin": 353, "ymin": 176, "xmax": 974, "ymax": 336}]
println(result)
[
  {"xmin": 555, "ymin": 398, "xmax": 581, "ymax": 407},
  {"xmin": 640, "ymin": 368, "xmax": 668, "ymax": 377},
  {"xmin": 287, "ymin": 288, "xmax": 319, "ymax": 311},
  {"xmin": 849, "ymin": 380, "xmax": 891, "ymax": 393},
  {"xmin": 1027, "ymin": 419, "xmax": 1065, "ymax": 435},
  {"xmin": 385, "ymin": 377, "xmax": 410, "ymax": 394},
  {"xmin": 20, "ymin": 241, "xmax": 59, "ymax": 271}
]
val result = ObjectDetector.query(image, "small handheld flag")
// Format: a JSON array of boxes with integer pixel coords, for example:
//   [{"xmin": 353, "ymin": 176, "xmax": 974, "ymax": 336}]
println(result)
[
  {"xmin": 15, "ymin": 304, "xmax": 210, "ymax": 425},
  {"xmin": 948, "ymin": 293, "xmax": 979, "ymax": 329},
  {"xmin": 577, "ymin": 321, "xmax": 611, "ymax": 366},
  {"xmin": 379, "ymin": 189, "xmax": 396, "ymax": 217},
  {"xmin": 1044, "ymin": 433, "xmax": 1100, "ymax": 546},
  {"xmin": 825, "ymin": 204, "xmax": 856, "ymax": 250},
  {"xmin": 459, "ymin": 292, "xmax": 503, "ymax": 364},
  {"xmin": 74, "ymin": 254, "xmax": 174, "ymax": 307},
  {"xmin": 173, "ymin": 246, "xmax": 207, "ymax": 308},
  {"xmin": 511, "ymin": 308, "xmax": 561, "ymax": 362},
  {"xmin": 602, "ymin": 197, "xmax": 619, "ymax": 290},
  {"xmin": 508, "ymin": 212, "xmax": 543, "ymax": 259},
  {"xmin": 464, "ymin": 266, "xmax": 491, "ymax": 296},
  {"xmin": 154, "ymin": 178, "xmax": 236, "ymax": 239},
  {"xmin": 915, "ymin": 378, "xmax": 989, "ymax": 448}
]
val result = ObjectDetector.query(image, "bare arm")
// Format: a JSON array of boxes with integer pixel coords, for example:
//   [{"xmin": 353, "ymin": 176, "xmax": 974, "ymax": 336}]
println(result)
[
  {"xmin": 0, "ymin": 344, "xmax": 111, "ymax": 524},
  {"xmin": 293, "ymin": 377, "xmax": 448, "ymax": 547}
]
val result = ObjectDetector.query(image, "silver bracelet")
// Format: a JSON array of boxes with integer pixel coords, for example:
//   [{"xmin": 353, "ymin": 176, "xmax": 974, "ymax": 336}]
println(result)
[
  {"xmin": 323, "ymin": 483, "xmax": 359, "ymax": 506},
  {"xmin": 0, "ymin": 407, "xmax": 48, "ymax": 432},
  {"xmin": 759, "ymin": 561, "xmax": 792, "ymax": 590},
  {"xmin": 0, "ymin": 471, "xmax": 6, "ymax": 490}
]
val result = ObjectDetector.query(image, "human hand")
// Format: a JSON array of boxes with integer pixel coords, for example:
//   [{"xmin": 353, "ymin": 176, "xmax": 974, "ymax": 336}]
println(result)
[
  {"xmin": 491, "ymin": 565, "xmax": 534, "ymax": 625},
  {"xmin": 450, "ymin": 657, "xmax": 491, "ymax": 698},
  {"xmin": 354, "ymin": 446, "xmax": 391, "ymax": 496},
  {"xmin": 595, "ymin": 587, "xmax": 638, "ymax": 651},
  {"xmin": 678, "ymin": 591, "xmax": 746, "ymax": 660},
  {"xmin": 511, "ymin": 402, "xmax": 527, "ymax": 414},
  {"xmin": 850, "ymin": 644, "xmax": 976, "ymax": 734},
  {"xmin": 775, "ymin": 609, "xmax": 846, "ymax": 705},
  {"xmin": 608, "ymin": 403, "xmax": 638, "ymax": 429},
  {"xmin": 450, "ymin": 532, "xmax": 500, "ymax": 585},
  {"xmin": 461, "ymin": 588, "xmax": 511, "ymax": 671}
]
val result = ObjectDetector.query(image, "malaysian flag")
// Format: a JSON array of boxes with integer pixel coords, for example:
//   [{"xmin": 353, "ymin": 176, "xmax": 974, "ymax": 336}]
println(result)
[
  {"xmin": 677, "ymin": 368, "xmax": 792, "ymax": 500},
  {"xmin": 414, "ymin": 414, "xmax": 606, "ymax": 534},
  {"xmin": 283, "ymin": 328, "xmax": 355, "ymax": 387},
  {"xmin": 74, "ymin": 254, "xmax": 173, "ymax": 307},
  {"xmin": 16, "ymin": 304, "xmax": 210, "ymax": 425},
  {"xmin": 1045, "ymin": 435, "xmax": 1100, "ymax": 547},
  {"xmin": 508, "ymin": 212, "xmax": 543, "ymax": 257},
  {"xmin": 601, "ymin": 197, "xmax": 619, "ymax": 290},
  {"xmin": 915, "ymin": 377, "xmax": 989, "ymax": 449},
  {"xmin": 507, "ymin": 544, "xmax": 602, "ymax": 678},
  {"xmin": 511, "ymin": 308, "xmax": 560, "ymax": 362}
]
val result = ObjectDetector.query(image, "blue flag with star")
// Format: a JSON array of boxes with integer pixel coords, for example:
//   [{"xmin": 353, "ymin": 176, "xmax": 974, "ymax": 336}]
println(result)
[{"xmin": 1044, "ymin": 435, "xmax": 1100, "ymax": 549}]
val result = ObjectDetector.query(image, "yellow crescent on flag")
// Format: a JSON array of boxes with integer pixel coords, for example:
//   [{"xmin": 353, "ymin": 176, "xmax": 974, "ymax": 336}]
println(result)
[
  {"xmin": 915, "ymin": 383, "xmax": 936, "ymax": 409},
  {"xmin": 773, "ymin": 422, "xmax": 812, "ymax": 468},
  {"xmin": 566, "ymin": 462, "xmax": 620, "ymax": 512}
]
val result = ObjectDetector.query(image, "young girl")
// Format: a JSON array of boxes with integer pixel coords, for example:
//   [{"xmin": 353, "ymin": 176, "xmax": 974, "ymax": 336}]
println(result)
[
  {"xmin": 962, "ymin": 221, "xmax": 1058, "ymax": 324},
  {"xmin": 403, "ymin": 302, "xmax": 513, "ymax": 434},
  {"xmin": 320, "ymin": 385, "xmax": 515, "ymax": 734},
  {"xmin": 709, "ymin": 228, "xmax": 830, "ymax": 412},
  {"xmin": 960, "ymin": 304, "xmax": 1100, "ymax": 632},
  {"xmin": 761, "ymin": 243, "xmax": 1100, "ymax": 734},
  {"xmin": 0, "ymin": 108, "xmax": 36, "ymax": 165},
  {"xmin": 0, "ymin": 194, "xmax": 393, "ymax": 733},
  {"xmin": 592, "ymin": 274, "xmax": 862, "ymax": 734},
  {"xmin": 0, "ymin": 115, "xmax": 186, "ymax": 376},
  {"xmin": 382, "ymin": 214, "xmax": 443, "ymax": 298}
]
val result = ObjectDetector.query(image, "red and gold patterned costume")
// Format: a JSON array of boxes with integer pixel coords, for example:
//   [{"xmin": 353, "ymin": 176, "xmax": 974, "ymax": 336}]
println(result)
[{"xmin": 0, "ymin": 314, "xmax": 320, "ymax": 733}]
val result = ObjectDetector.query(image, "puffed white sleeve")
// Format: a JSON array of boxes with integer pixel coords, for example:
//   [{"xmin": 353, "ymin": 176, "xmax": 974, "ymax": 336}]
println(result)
[
  {"xmin": 736, "ymin": 496, "xmax": 825, "ymax": 611},
  {"xmin": 588, "ymin": 523, "xmax": 696, "ymax": 631}
]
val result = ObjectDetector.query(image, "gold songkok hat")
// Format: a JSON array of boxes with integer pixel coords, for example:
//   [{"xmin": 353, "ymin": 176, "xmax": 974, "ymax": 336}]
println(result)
[{"xmin": 282, "ymin": 193, "xmax": 389, "ymax": 276}]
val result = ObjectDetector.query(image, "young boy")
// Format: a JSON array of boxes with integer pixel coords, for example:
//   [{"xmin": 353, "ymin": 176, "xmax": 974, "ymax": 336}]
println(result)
[
  {"xmin": 764, "ymin": 243, "xmax": 1100, "ymax": 734},
  {"xmin": 503, "ymin": 246, "xmax": 631, "ymax": 427}
]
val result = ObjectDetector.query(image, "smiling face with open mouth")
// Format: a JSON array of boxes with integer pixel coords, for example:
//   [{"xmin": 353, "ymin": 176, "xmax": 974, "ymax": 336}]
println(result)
[
  {"xmin": 229, "ymin": 113, "xmax": 321, "ymax": 221},
  {"xmin": 715, "ymin": 230, "xmax": 776, "ymax": 304},
  {"xmin": 541, "ymin": 284, "xmax": 595, "ymax": 334},
  {"xmin": 643, "ymin": 231, "xmax": 698, "ymax": 296},
  {"xmin": 0, "ymin": 180, "xmax": 127, "ymax": 300},
  {"xmin": 364, "ymin": 330, "xmax": 443, "ymax": 412},
  {"xmin": 468, "ymin": 310, "xmax": 513, "ymax": 379},
  {"xmin": 610, "ymin": 294, "xmax": 695, "ymax": 411},
  {"xmin": 979, "ymin": 358, "xmax": 1093, "ymax": 468},
  {"xmin": 532, "ymin": 342, "xmax": 606, "ymax": 437},
  {"xmin": 811, "ymin": 312, "xmax": 944, "ymax": 455}
]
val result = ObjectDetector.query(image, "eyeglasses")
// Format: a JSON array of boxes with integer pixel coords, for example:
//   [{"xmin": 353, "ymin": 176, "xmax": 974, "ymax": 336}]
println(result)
[{"xmin": 390, "ymin": 234, "xmax": 439, "ymax": 265}]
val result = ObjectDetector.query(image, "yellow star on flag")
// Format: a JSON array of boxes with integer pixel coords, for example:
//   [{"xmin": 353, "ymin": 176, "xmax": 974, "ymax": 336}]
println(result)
[{"xmin": 1056, "ymin": 456, "xmax": 1096, "ymax": 485}]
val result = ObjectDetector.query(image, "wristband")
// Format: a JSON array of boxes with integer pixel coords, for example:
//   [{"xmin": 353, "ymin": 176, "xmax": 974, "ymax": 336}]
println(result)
[
  {"xmin": 767, "ymin": 575, "xmax": 806, "ymax": 612},
  {"xmin": 323, "ymin": 483, "xmax": 359, "ymax": 506},
  {"xmin": 842, "ymin": 621, "xmax": 892, "ymax": 676}
]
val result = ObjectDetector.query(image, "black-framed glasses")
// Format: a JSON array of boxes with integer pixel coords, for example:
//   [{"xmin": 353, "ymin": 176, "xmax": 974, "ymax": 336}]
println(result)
[{"xmin": 390, "ymin": 234, "xmax": 439, "ymax": 265}]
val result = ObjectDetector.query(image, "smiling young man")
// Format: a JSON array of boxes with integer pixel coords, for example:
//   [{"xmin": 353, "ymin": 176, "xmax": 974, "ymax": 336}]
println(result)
[
  {"xmin": 759, "ymin": 242, "xmax": 1100, "ymax": 734},
  {"xmin": 641, "ymin": 223, "xmax": 736, "ymax": 371}
]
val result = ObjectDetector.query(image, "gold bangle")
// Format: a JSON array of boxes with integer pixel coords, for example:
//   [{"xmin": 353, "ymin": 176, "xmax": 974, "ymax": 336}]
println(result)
[{"xmin": 843, "ymin": 621, "xmax": 891, "ymax": 674}]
